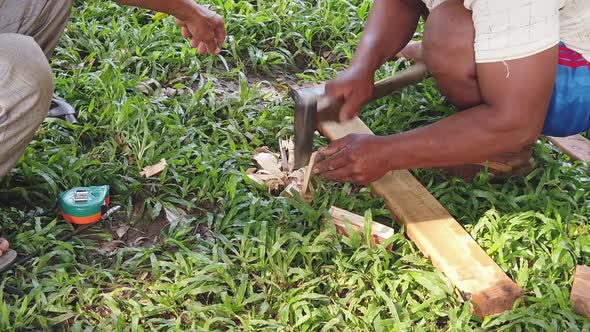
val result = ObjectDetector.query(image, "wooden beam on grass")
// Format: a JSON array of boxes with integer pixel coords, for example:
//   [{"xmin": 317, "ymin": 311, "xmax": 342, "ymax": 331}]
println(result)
[
  {"xmin": 328, "ymin": 206, "xmax": 395, "ymax": 250},
  {"xmin": 319, "ymin": 117, "xmax": 523, "ymax": 318},
  {"xmin": 548, "ymin": 134, "xmax": 590, "ymax": 174},
  {"xmin": 571, "ymin": 265, "xmax": 590, "ymax": 318}
]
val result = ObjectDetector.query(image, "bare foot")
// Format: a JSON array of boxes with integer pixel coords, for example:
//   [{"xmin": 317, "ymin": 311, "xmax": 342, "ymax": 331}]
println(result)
[
  {"xmin": 0, "ymin": 238, "xmax": 9, "ymax": 256},
  {"xmin": 397, "ymin": 40, "xmax": 424, "ymax": 62}
]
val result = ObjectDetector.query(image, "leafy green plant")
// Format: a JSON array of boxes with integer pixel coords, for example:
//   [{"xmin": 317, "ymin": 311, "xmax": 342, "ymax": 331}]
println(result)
[{"xmin": 0, "ymin": 0, "xmax": 588, "ymax": 330}]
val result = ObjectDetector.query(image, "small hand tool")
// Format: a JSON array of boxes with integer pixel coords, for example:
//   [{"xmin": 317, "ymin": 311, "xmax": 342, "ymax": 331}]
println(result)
[
  {"xmin": 1, "ymin": 185, "xmax": 120, "ymax": 296},
  {"xmin": 289, "ymin": 63, "xmax": 429, "ymax": 168}
]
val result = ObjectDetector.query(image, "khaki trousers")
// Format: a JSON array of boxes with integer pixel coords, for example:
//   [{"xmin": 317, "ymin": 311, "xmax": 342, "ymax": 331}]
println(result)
[{"xmin": 0, "ymin": 0, "xmax": 72, "ymax": 177}]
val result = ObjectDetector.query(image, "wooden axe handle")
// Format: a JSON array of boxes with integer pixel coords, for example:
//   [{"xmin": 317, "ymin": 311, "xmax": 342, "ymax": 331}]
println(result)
[
  {"xmin": 317, "ymin": 63, "xmax": 429, "ymax": 121},
  {"xmin": 372, "ymin": 62, "xmax": 429, "ymax": 101}
]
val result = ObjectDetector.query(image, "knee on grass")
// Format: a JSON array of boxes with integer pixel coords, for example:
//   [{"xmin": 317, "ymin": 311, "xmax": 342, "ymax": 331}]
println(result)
[
  {"xmin": 0, "ymin": 33, "xmax": 54, "ymax": 99},
  {"xmin": 0, "ymin": 33, "xmax": 54, "ymax": 176}
]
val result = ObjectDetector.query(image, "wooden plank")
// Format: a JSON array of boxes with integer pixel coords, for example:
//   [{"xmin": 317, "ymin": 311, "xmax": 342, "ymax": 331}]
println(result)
[
  {"xmin": 319, "ymin": 117, "xmax": 523, "ymax": 318},
  {"xmin": 548, "ymin": 135, "xmax": 590, "ymax": 162},
  {"xmin": 571, "ymin": 265, "xmax": 590, "ymax": 318},
  {"xmin": 548, "ymin": 135, "xmax": 590, "ymax": 174},
  {"xmin": 328, "ymin": 206, "xmax": 395, "ymax": 250}
]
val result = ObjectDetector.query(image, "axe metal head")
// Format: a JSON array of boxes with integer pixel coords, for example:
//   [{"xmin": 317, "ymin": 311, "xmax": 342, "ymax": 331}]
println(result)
[
  {"xmin": 289, "ymin": 87, "xmax": 318, "ymax": 169},
  {"xmin": 289, "ymin": 86, "xmax": 341, "ymax": 169}
]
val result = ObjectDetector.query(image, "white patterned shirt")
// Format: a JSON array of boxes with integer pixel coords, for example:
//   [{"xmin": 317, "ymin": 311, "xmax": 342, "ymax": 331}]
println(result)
[{"xmin": 422, "ymin": 0, "xmax": 590, "ymax": 62}]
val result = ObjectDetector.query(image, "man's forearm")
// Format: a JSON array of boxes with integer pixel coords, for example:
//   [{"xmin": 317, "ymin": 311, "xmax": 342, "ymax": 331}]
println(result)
[
  {"xmin": 351, "ymin": 0, "xmax": 423, "ymax": 72},
  {"xmin": 113, "ymin": 0, "xmax": 202, "ymax": 21},
  {"xmin": 384, "ymin": 104, "xmax": 542, "ymax": 170},
  {"xmin": 384, "ymin": 45, "xmax": 558, "ymax": 171}
]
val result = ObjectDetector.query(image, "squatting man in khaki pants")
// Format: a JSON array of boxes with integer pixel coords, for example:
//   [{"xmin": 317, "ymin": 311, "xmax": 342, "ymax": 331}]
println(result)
[{"xmin": 0, "ymin": 0, "xmax": 225, "ymax": 263}]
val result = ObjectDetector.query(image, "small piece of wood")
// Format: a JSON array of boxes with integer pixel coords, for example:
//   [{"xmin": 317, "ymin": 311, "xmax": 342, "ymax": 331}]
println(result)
[
  {"xmin": 301, "ymin": 152, "xmax": 321, "ymax": 194},
  {"xmin": 319, "ymin": 117, "xmax": 523, "ymax": 318},
  {"xmin": 140, "ymin": 158, "xmax": 167, "ymax": 177},
  {"xmin": 548, "ymin": 134, "xmax": 590, "ymax": 174},
  {"xmin": 278, "ymin": 139, "xmax": 296, "ymax": 173},
  {"xmin": 279, "ymin": 139, "xmax": 290, "ymax": 171},
  {"xmin": 571, "ymin": 265, "xmax": 590, "ymax": 318},
  {"xmin": 329, "ymin": 206, "xmax": 394, "ymax": 250},
  {"xmin": 253, "ymin": 152, "xmax": 282, "ymax": 174}
]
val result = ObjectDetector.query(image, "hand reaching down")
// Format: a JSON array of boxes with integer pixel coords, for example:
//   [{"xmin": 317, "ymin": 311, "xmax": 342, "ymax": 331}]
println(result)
[{"xmin": 175, "ymin": 5, "xmax": 226, "ymax": 55}]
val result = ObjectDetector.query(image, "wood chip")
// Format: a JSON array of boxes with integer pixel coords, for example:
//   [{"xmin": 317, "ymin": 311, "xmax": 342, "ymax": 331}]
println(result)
[
  {"xmin": 115, "ymin": 225, "xmax": 130, "ymax": 239},
  {"xmin": 249, "ymin": 141, "xmax": 317, "ymax": 202},
  {"xmin": 279, "ymin": 139, "xmax": 290, "ymax": 171},
  {"xmin": 328, "ymin": 206, "xmax": 395, "ymax": 250},
  {"xmin": 302, "ymin": 152, "xmax": 321, "ymax": 194},
  {"xmin": 247, "ymin": 174, "xmax": 266, "ymax": 186},
  {"xmin": 140, "ymin": 158, "xmax": 167, "ymax": 177},
  {"xmin": 284, "ymin": 140, "xmax": 295, "ymax": 172},
  {"xmin": 253, "ymin": 152, "xmax": 282, "ymax": 174}
]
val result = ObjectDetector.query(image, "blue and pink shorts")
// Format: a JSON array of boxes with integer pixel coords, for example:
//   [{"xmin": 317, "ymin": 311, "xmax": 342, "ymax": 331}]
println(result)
[{"xmin": 542, "ymin": 43, "xmax": 590, "ymax": 137}]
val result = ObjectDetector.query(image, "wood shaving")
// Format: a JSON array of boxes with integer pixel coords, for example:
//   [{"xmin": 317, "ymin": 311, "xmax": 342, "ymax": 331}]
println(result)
[
  {"xmin": 248, "ymin": 138, "xmax": 317, "ymax": 201},
  {"xmin": 115, "ymin": 225, "xmax": 130, "ymax": 239},
  {"xmin": 140, "ymin": 158, "xmax": 167, "ymax": 177},
  {"xmin": 253, "ymin": 152, "xmax": 282, "ymax": 174}
]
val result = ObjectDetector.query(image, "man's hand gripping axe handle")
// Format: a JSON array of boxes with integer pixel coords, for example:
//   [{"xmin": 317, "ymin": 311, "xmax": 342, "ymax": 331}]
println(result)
[{"xmin": 290, "ymin": 62, "xmax": 429, "ymax": 169}]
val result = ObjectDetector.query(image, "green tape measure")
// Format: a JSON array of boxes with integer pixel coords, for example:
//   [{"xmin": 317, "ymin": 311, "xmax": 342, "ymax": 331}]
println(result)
[{"xmin": 58, "ymin": 185, "xmax": 110, "ymax": 224}]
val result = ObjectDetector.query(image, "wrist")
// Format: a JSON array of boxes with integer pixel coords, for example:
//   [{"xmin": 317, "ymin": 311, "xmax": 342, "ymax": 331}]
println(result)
[
  {"xmin": 380, "ymin": 134, "xmax": 405, "ymax": 171},
  {"xmin": 174, "ymin": 0, "xmax": 205, "ymax": 21}
]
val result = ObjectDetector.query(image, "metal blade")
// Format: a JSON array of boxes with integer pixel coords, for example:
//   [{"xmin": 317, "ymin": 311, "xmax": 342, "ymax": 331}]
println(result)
[{"xmin": 290, "ymin": 89, "xmax": 317, "ymax": 169}]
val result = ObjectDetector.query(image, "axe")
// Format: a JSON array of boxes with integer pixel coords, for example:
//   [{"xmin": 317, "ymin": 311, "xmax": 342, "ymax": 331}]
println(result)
[{"xmin": 289, "ymin": 62, "xmax": 429, "ymax": 169}]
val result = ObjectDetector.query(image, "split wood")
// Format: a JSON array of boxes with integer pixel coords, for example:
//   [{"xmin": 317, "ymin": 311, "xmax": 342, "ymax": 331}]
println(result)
[
  {"xmin": 248, "ymin": 140, "xmax": 319, "ymax": 200},
  {"xmin": 319, "ymin": 116, "xmax": 523, "ymax": 318},
  {"xmin": 328, "ymin": 206, "xmax": 394, "ymax": 250}
]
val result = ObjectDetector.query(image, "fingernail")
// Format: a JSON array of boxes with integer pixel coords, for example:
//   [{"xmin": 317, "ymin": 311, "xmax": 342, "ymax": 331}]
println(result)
[{"xmin": 215, "ymin": 48, "xmax": 221, "ymax": 55}]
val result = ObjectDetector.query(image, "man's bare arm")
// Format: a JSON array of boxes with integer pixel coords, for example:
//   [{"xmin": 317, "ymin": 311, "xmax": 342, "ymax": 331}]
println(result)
[
  {"xmin": 386, "ymin": 46, "xmax": 559, "ymax": 169},
  {"xmin": 114, "ymin": 0, "xmax": 198, "ymax": 21},
  {"xmin": 314, "ymin": 46, "xmax": 558, "ymax": 184},
  {"xmin": 113, "ymin": 0, "xmax": 225, "ymax": 55},
  {"xmin": 324, "ymin": 0, "xmax": 425, "ymax": 121},
  {"xmin": 352, "ymin": 0, "xmax": 425, "ymax": 72}
]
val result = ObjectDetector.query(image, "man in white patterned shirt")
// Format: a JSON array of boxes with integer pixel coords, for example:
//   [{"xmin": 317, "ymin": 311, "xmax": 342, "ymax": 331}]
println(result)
[{"xmin": 314, "ymin": 0, "xmax": 590, "ymax": 184}]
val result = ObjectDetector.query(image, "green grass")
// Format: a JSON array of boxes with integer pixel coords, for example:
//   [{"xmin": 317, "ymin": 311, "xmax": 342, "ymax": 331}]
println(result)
[{"xmin": 1, "ymin": 0, "xmax": 589, "ymax": 330}]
